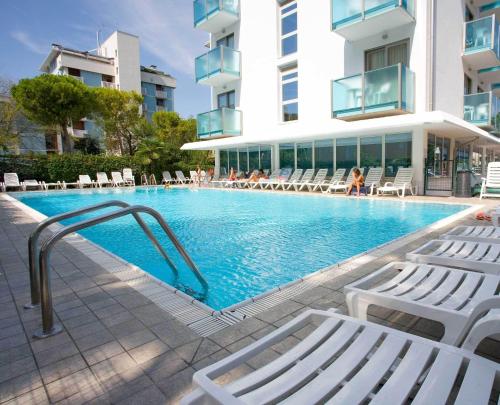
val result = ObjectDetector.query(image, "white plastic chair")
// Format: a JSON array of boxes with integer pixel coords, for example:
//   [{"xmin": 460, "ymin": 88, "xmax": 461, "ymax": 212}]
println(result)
[
  {"xmin": 96, "ymin": 172, "xmax": 112, "ymax": 188},
  {"xmin": 327, "ymin": 167, "xmax": 355, "ymax": 193},
  {"xmin": 2, "ymin": 173, "xmax": 22, "ymax": 191},
  {"xmin": 123, "ymin": 168, "xmax": 135, "ymax": 186},
  {"xmin": 378, "ymin": 167, "xmax": 414, "ymax": 197},
  {"xmin": 181, "ymin": 309, "xmax": 500, "ymax": 405},
  {"xmin": 264, "ymin": 168, "xmax": 293, "ymax": 190},
  {"xmin": 22, "ymin": 179, "xmax": 43, "ymax": 191},
  {"xmin": 363, "ymin": 167, "xmax": 384, "ymax": 195},
  {"xmin": 111, "ymin": 172, "xmax": 125, "ymax": 187},
  {"xmin": 317, "ymin": 168, "xmax": 346, "ymax": 193},
  {"xmin": 275, "ymin": 169, "xmax": 304, "ymax": 191},
  {"xmin": 480, "ymin": 162, "xmax": 500, "ymax": 199},
  {"xmin": 161, "ymin": 171, "xmax": 175, "ymax": 185},
  {"xmin": 291, "ymin": 169, "xmax": 315, "ymax": 191},
  {"xmin": 344, "ymin": 261, "xmax": 500, "ymax": 345},
  {"xmin": 407, "ymin": 239, "xmax": 500, "ymax": 275},
  {"xmin": 299, "ymin": 169, "xmax": 328, "ymax": 192},
  {"xmin": 78, "ymin": 175, "xmax": 94, "ymax": 189},
  {"xmin": 175, "ymin": 171, "xmax": 190, "ymax": 184},
  {"xmin": 443, "ymin": 225, "xmax": 500, "ymax": 244}
]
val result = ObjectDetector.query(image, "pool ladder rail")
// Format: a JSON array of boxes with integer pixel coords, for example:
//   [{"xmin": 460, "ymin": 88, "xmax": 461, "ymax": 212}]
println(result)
[{"xmin": 26, "ymin": 200, "xmax": 208, "ymax": 339}]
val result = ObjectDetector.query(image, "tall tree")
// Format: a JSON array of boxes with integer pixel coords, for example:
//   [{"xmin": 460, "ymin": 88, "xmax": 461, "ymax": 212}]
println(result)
[
  {"xmin": 11, "ymin": 74, "xmax": 94, "ymax": 152},
  {"xmin": 92, "ymin": 87, "xmax": 143, "ymax": 155}
]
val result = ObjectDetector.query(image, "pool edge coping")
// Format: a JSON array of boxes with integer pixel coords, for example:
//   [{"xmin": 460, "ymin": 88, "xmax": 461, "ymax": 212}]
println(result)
[{"xmin": 1, "ymin": 191, "xmax": 483, "ymax": 337}]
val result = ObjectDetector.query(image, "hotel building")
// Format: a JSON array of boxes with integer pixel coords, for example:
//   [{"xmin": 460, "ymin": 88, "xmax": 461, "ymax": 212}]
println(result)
[
  {"xmin": 40, "ymin": 31, "xmax": 176, "ymax": 152},
  {"xmin": 183, "ymin": 0, "xmax": 500, "ymax": 195}
]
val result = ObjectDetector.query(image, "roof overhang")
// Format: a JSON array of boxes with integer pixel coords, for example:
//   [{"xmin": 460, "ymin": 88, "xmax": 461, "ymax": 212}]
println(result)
[{"xmin": 181, "ymin": 111, "xmax": 500, "ymax": 151}]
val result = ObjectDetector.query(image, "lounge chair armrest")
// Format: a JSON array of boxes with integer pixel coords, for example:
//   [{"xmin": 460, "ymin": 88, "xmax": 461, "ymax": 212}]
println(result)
[{"xmin": 383, "ymin": 182, "xmax": 394, "ymax": 187}]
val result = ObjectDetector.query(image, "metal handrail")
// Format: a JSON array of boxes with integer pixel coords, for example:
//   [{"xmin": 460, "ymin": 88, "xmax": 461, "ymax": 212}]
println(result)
[
  {"xmin": 26, "ymin": 200, "xmax": 177, "ymax": 309},
  {"xmin": 34, "ymin": 205, "xmax": 208, "ymax": 338}
]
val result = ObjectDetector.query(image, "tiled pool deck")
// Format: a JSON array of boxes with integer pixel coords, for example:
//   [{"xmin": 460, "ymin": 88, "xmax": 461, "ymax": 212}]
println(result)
[{"xmin": 0, "ymin": 191, "xmax": 498, "ymax": 404}]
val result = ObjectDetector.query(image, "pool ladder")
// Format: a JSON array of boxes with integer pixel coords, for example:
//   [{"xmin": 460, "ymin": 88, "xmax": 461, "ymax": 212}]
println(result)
[{"xmin": 25, "ymin": 201, "xmax": 208, "ymax": 338}]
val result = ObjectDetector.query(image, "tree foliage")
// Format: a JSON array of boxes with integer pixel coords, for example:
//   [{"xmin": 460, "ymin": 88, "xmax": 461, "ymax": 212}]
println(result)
[
  {"xmin": 92, "ymin": 87, "xmax": 143, "ymax": 155},
  {"xmin": 11, "ymin": 74, "xmax": 94, "ymax": 152}
]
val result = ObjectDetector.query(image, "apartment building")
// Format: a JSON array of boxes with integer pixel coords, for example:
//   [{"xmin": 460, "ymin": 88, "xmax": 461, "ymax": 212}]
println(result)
[
  {"xmin": 183, "ymin": 0, "xmax": 500, "ymax": 195},
  {"xmin": 40, "ymin": 31, "xmax": 176, "ymax": 152}
]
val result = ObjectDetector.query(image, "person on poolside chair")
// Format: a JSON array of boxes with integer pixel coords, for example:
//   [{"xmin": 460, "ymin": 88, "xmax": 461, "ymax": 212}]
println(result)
[
  {"xmin": 228, "ymin": 167, "xmax": 237, "ymax": 182},
  {"xmin": 346, "ymin": 168, "xmax": 364, "ymax": 197}
]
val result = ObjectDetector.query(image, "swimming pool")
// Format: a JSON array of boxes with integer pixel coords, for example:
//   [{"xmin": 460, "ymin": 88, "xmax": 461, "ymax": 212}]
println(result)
[{"xmin": 16, "ymin": 188, "xmax": 469, "ymax": 310}]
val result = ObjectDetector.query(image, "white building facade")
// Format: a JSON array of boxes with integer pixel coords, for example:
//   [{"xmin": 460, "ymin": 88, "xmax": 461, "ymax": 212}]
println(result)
[
  {"xmin": 40, "ymin": 31, "xmax": 176, "ymax": 151},
  {"xmin": 184, "ymin": 0, "xmax": 500, "ymax": 195}
]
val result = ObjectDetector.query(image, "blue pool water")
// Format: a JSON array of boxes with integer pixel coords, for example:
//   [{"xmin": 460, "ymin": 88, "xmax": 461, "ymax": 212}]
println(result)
[{"xmin": 16, "ymin": 188, "xmax": 468, "ymax": 310}]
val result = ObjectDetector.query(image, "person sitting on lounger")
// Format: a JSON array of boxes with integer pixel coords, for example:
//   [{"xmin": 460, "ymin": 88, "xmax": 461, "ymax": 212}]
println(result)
[
  {"xmin": 346, "ymin": 168, "xmax": 364, "ymax": 196},
  {"xmin": 228, "ymin": 167, "xmax": 237, "ymax": 182}
]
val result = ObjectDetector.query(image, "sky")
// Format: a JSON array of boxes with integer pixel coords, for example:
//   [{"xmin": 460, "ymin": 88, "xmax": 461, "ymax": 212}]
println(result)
[{"xmin": 0, "ymin": 0, "xmax": 211, "ymax": 118}]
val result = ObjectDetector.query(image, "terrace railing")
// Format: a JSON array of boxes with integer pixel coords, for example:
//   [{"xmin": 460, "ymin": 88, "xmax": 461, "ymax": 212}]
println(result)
[{"xmin": 28, "ymin": 203, "xmax": 208, "ymax": 338}]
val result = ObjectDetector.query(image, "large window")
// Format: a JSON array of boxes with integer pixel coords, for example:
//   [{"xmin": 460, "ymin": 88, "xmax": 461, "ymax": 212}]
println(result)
[
  {"xmin": 260, "ymin": 146, "xmax": 272, "ymax": 171},
  {"xmin": 249, "ymin": 147, "xmax": 260, "ymax": 171},
  {"xmin": 385, "ymin": 133, "xmax": 412, "ymax": 177},
  {"xmin": 280, "ymin": 1, "xmax": 297, "ymax": 56},
  {"xmin": 281, "ymin": 68, "xmax": 298, "ymax": 122},
  {"xmin": 239, "ymin": 149, "xmax": 248, "ymax": 173},
  {"xmin": 217, "ymin": 90, "xmax": 236, "ymax": 109},
  {"xmin": 228, "ymin": 149, "xmax": 238, "ymax": 172},
  {"xmin": 220, "ymin": 150, "xmax": 229, "ymax": 176},
  {"xmin": 296, "ymin": 142, "xmax": 313, "ymax": 169},
  {"xmin": 365, "ymin": 40, "xmax": 409, "ymax": 71},
  {"xmin": 216, "ymin": 33, "xmax": 235, "ymax": 49},
  {"xmin": 280, "ymin": 143, "xmax": 295, "ymax": 169},
  {"xmin": 360, "ymin": 136, "xmax": 382, "ymax": 168},
  {"xmin": 336, "ymin": 137, "xmax": 357, "ymax": 170},
  {"xmin": 456, "ymin": 143, "xmax": 470, "ymax": 172},
  {"xmin": 314, "ymin": 140, "xmax": 334, "ymax": 175}
]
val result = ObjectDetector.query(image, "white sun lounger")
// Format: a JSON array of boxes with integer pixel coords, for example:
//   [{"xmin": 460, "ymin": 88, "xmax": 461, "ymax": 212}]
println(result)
[
  {"xmin": 299, "ymin": 169, "xmax": 328, "ymax": 192},
  {"xmin": 123, "ymin": 168, "xmax": 135, "ymax": 186},
  {"xmin": 407, "ymin": 239, "xmax": 500, "ymax": 275},
  {"xmin": 327, "ymin": 167, "xmax": 355, "ymax": 193},
  {"xmin": 2, "ymin": 173, "xmax": 23, "ymax": 192},
  {"xmin": 41, "ymin": 181, "xmax": 63, "ymax": 190},
  {"xmin": 275, "ymin": 169, "xmax": 303, "ymax": 191},
  {"xmin": 480, "ymin": 162, "xmax": 500, "ymax": 199},
  {"xmin": 264, "ymin": 168, "xmax": 292, "ymax": 190},
  {"xmin": 256, "ymin": 169, "xmax": 280, "ymax": 189},
  {"xmin": 111, "ymin": 172, "xmax": 126, "ymax": 187},
  {"xmin": 181, "ymin": 309, "xmax": 500, "ymax": 405},
  {"xmin": 345, "ymin": 261, "xmax": 500, "ymax": 345},
  {"xmin": 23, "ymin": 179, "xmax": 43, "ymax": 190},
  {"xmin": 443, "ymin": 225, "xmax": 500, "ymax": 244},
  {"xmin": 378, "ymin": 167, "xmax": 414, "ymax": 197},
  {"xmin": 288, "ymin": 168, "xmax": 314, "ymax": 191},
  {"xmin": 317, "ymin": 168, "xmax": 346, "ymax": 193},
  {"xmin": 78, "ymin": 175, "xmax": 95, "ymax": 188},
  {"xmin": 362, "ymin": 167, "xmax": 384, "ymax": 195},
  {"xmin": 175, "ymin": 171, "xmax": 190, "ymax": 184},
  {"xmin": 161, "ymin": 171, "xmax": 175, "ymax": 185},
  {"xmin": 96, "ymin": 172, "xmax": 112, "ymax": 188}
]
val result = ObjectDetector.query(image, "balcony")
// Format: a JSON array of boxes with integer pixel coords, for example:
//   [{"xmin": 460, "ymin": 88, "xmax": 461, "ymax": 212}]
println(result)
[
  {"xmin": 332, "ymin": 64, "xmax": 415, "ymax": 121},
  {"xmin": 156, "ymin": 90, "xmax": 166, "ymax": 98},
  {"xmin": 480, "ymin": 1, "xmax": 500, "ymax": 20},
  {"xmin": 101, "ymin": 81, "xmax": 116, "ymax": 89},
  {"xmin": 332, "ymin": 0, "xmax": 414, "ymax": 41},
  {"xmin": 193, "ymin": 0, "xmax": 239, "ymax": 33},
  {"xmin": 197, "ymin": 108, "xmax": 241, "ymax": 139},
  {"xmin": 195, "ymin": 46, "xmax": 240, "ymax": 87},
  {"xmin": 464, "ymin": 92, "xmax": 499, "ymax": 131},
  {"xmin": 463, "ymin": 15, "xmax": 500, "ymax": 69}
]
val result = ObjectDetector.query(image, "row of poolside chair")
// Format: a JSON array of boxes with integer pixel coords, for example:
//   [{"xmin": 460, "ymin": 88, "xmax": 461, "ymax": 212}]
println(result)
[
  {"xmin": 0, "ymin": 169, "xmax": 136, "ymax": 192},
  {"xmin": 182, "ymin": 216, "xmax": 500, "ymax": 404},
  {"xmin": 210, "ymin": 167, "xmax": 415, "ymax": 197}
]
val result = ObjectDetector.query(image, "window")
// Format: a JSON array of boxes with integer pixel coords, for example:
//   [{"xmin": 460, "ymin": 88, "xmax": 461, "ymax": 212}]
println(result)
[
  {"xmin": 456, "ymin": 143, "xmax": 470, "ymax": 171},
  {"xmin": 296, "ymin": 142, "xmax": 313, "ymax": 169},
  {"xmin": 360, "ymin": 136, "xmax": 382, "ymax": 168},
  {"xmin": 280, "ymin": 1, "xmax": 297, "ymax": 56},
  {"xmin": 260, "ymin": 146, "xmax": 272, "ymax": 171},
  {"xmin": 314, "ymin": 140, "xmax": 334, "ymax": 175},
  {"xmin": 216, "ymin": 33, "xmax": 235, "ymax": 49},
  {"xmin": 427, "ymin": 134, "xmax": 451, "ymax": 176},
  {"xmin": 385, "ymin": 133, "xmax": 412, "ymax": 177},
  {"xmin": 68, "ymin": 67, "xmax": 81, "ymax": 76},
  {"xmin": 464, "ymin": 75, "xmax": 472, "ymax": 95},
  {"xmin": 281, "ymin": 68, "xmax": 298, "ymax": 121},
  {"xmin": 217, "ymin": 90, "xmax": 236, "ymax": 109},
  {"xmin": 365, "ymin": 40, "xmax": 409, "ymax": 71},
  {"xmin": 336, "ymin": 137, "xmax": 357, "ymax": 170},
  {"xmin": 279, "ymin": 143, "xmax": 295, "ymax": 169},
  {"xmin": 249, "ymin": 147, "xmax": 260, "ymax": 171},
  {"xmin": 239, "ymin": 149, "xmax": 248, "ymax": 173},
  {"xmin": 228, "ymin": 149, "xmax": 238, "ymax": 172},
  {"xmin": 219, "ymin": 150, "xmax": 229, "ymax": 176}
]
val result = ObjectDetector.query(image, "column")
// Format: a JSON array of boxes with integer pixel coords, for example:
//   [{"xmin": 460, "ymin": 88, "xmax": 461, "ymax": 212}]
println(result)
[
  {"xmin": 214, "ymin": 149, "xmax": 220, "ymax": 177},
  {"xmin": 482, "ymin": 146, "xmax": 487, "ymax": 175},
  {"xmin": 412, "ymin": 127, "xmax": 426, "ymax": 195}
]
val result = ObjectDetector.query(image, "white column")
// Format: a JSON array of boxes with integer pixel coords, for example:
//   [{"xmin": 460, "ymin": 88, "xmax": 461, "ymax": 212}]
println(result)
[
  {"xmin": 412, "ymin": 127, "xmax": 426, "ymax": 195},
  {"xmin": 469, "ymin": 144, "xmax": 474, "ymax": 170},
  {"xmin": 214, "ymin": 149, "xmax": 220, "ymax": 177},
  {"xmin": 482, "ymin": 146, "xmax": 487, "ymax": 175},
  {"xmin": 273, "ymin": 143, "xmax": 280, "ymax": 170}
]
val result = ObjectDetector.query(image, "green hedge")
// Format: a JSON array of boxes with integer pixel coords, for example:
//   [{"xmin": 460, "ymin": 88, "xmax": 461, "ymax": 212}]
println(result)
[{"xmin": 0, "ymin": 154, "xmax": 214, "ymax": 183}]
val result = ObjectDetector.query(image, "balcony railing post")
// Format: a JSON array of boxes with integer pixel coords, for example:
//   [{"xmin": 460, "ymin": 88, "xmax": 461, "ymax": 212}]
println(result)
[
  {"xmin": 361, "ymin": 72, "xmax": 366, "ymax": 114},
  {"xmin": 221, "ymin": 107, "xmax": 225, "ymax": 134},
  {"xmin": 220, "ymin": 46, "xmax": 225, "ymax": 74}
]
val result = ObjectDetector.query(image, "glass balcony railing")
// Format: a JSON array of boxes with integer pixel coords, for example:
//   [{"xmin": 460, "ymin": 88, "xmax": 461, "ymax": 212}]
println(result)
[
  {"xmin": 464, "ymin": 15, "xmax": 500, "ymax": 57},
  {"xmin": 197, "ymin": 108, "xmax": 242, "ymax": 139},
  {"xmin": 464, "ymin": 92, "xmax": 500, "ymax": 130},
  {"xmin": 332, "ymin": 0, "xmax": 414, "ymax": 30},
  {"xmin": 194, "ymin": 0, "xmax": 239, "ymax": 28},
  {"xmin": 195, "ymin": 46, "xmax": 241, "ymax": 84},
  {"xmin": 332, "ymin": 64, "xmax": 415, "ymax": 119}
]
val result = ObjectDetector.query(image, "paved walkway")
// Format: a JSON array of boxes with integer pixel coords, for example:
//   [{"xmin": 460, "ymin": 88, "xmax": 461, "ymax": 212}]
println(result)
[{"xmin": 0, "ymin": 195, "xmax": 498, "ymax": 404}]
